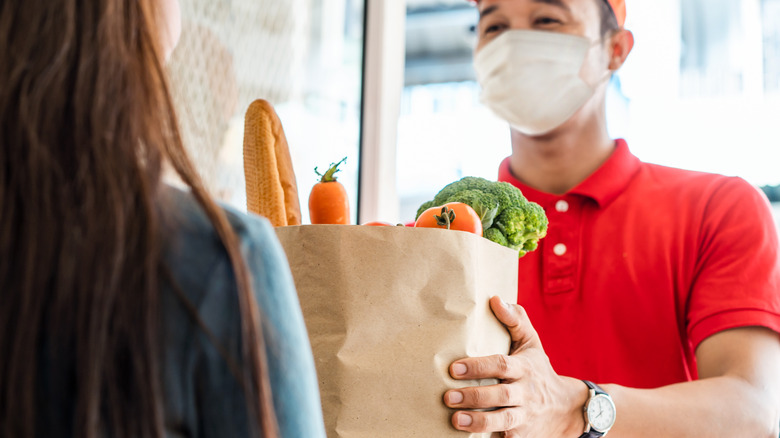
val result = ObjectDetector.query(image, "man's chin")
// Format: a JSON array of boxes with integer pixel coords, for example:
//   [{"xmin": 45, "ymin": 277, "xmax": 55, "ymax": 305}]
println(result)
[{"xmin": 510, "ymin": 126, "xmax": 563, "ymax": 142}]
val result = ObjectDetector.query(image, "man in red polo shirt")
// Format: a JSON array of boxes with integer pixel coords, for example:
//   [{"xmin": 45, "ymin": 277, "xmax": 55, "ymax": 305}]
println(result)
[{"xmin": 442, "ymin": 0, "xmax": 780, "ymax": 436}]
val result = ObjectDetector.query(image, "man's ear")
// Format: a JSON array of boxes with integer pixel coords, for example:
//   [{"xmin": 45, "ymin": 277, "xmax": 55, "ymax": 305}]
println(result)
[{"xmin": 608, "ymin": 29, "xmax": 634, "ymax": 71}]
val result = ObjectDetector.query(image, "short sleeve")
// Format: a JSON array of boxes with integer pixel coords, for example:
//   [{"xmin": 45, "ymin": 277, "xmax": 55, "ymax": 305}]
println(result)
[
  {"xmin": 687, "ymin": 177, "xmax": 780, "ymax": 349},
  {"xmin": 238, "ymin": 215, "xmax": 327, "ymax": 438}
]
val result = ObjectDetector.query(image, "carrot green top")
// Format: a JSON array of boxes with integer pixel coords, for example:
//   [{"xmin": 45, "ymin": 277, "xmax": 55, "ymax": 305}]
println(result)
[{"xmin": 315, "ymin": 157, "xmax": 347, "ymax": 183}]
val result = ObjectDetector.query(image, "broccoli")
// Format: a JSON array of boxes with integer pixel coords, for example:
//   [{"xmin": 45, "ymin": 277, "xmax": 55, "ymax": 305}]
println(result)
[
  {"xmin": 484, "ymin": 227, "xmax": 509, "ymax": 247},
  {"xmin": 493, "ymin": 202, "xmax": 548, "ymax": 255},
  {"xmin": 416, "ymin": 200, "xmax": 436, "ymax": 220},
  {"xmin": 432, "ymin": 177, "xmax": 494, "ymax": 206},
  {"xmin": 417, "ymin": 177, "xmax": 548, "ymax": 257}
]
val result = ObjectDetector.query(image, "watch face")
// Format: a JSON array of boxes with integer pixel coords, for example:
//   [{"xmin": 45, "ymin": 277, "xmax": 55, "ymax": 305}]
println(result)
[{"xmin": 586, "ymin": 394, "xmax": 616, "ymax": 433}]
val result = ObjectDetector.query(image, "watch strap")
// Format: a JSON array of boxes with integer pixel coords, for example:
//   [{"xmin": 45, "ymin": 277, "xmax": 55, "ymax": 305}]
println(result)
[
  {"xmin": 579, "ymin": 427, "xmax": 605, "ymax": 437},
  {"xmin": 582, "ymin": 380, "xmax": 607, "ymax": 396}
]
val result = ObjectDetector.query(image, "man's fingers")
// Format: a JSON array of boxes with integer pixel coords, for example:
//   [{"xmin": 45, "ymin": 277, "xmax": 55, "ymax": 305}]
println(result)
[
  {"xmin": 489, "ymin": 296, "xmax": 539, "ymax": 349},
  {"xmin": 449, "ymin": 354, "xmax": 524, "ymax": 381},
  {"xmin": 451, "ymin": 407, "xmax": 524, "ymax": 433},
  {"xmin": 444, "ymin": 383, "xmax": 520, "ymax": 409}
]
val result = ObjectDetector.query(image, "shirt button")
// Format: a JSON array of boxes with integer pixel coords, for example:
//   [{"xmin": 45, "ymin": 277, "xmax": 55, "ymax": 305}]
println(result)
[
  {"xmin": 553, "ymin": 243, "xmax": 567, "ymax": 256},
  {"xmin": 555, "ymin": 200, "xmax": 569, "ymax": 213}
]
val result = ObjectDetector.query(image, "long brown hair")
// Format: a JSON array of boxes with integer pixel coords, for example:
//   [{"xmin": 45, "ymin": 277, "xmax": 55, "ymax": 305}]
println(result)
[{"xmin": 0, "ymin": 1, "xmax": 278, "ymax": 436}]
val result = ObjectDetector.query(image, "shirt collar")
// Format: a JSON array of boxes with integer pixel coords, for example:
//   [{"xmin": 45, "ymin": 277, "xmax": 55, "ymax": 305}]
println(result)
[{"xmin": 497, "ymin": 139, "xmax": 641, "ymax": 208}]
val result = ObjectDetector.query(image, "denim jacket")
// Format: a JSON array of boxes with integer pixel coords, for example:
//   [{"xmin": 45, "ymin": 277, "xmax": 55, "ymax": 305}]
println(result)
[{"xmin": 160, "ymin": 187, "xmax": 326, "ymax": 437}]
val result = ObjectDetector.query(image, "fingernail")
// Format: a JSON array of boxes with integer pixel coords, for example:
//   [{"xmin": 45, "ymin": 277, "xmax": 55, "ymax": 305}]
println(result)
[
  {"xmin": 458, "ymin": 414, "xmax": 473, "ymax": 427},
  {"xmin": 452, "ymin": 363, "xmax": 467, "ymax": 376},
  {"xmin": 448, "ymin": 391, "xmax": 464, "ymax": 404}
]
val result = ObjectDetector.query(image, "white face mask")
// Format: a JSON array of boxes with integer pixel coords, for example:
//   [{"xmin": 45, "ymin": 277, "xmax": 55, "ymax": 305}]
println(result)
[{"xmin": 474, "ymin": 30, "xmax": 610, "ymax": 136}]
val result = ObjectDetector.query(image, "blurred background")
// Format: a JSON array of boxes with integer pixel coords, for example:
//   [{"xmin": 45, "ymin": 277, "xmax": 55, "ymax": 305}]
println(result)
[
  {"xmin": 168, "ymin": 0, "xmax": 365, "ymax": 224},
  {"xmin": 167, "ymin": 0, "xmax": 780, "ymax": 225}
]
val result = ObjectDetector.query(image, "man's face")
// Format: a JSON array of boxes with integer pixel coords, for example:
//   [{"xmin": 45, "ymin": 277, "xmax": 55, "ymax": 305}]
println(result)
[{"xmin": 475, "ymin": 0, "xmax": 616, "ymax": 109}]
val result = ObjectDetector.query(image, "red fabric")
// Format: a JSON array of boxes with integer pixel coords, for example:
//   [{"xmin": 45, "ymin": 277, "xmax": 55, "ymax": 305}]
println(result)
[
  {"xmin": 607, "ymin": 0, "xmax": 627, "ymax": 27},
  {"xmin": 498, "ymin": 140, "xmax": 780, "ymax": 388}
]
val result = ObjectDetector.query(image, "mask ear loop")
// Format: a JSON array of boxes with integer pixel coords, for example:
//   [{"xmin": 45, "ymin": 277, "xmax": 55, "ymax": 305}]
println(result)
[
  {"xmin": 583, "ymin": 37, "xmax": 616, "ymax": 91},
  {"xmin": 593, "ymin": 68, "xmax": 614, "ymax": 89}
]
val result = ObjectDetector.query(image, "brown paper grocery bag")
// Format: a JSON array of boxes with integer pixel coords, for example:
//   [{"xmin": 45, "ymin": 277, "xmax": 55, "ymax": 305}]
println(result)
[{"xmin": 276, "ymin": 225, "xmax": 517, "ymax": 438}]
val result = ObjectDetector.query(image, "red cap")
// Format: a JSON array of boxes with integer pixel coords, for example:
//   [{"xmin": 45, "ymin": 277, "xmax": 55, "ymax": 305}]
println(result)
[
  {"xmin": 468, "ymin": 0, "xmax": 626, "ymax": 27},
  {"xmin": 607, "ymin": 0, "xmax": 626, "ymax": 27}
]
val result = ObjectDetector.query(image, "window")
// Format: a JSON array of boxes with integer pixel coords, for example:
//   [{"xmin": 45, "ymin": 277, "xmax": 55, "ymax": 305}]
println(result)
[
  {"xmin": 168, "ymin": 0, "xmax": 365, "ymax": 224},
  {"xmin": 622, "ymin": 0, "xmax": 780, "ymax": 190},
  {"xmin": 680, "ymin": 0, "xmax": 752, "ymax": 97},
  {"xmin": 765, "ymin": 0, "xmax": 780, "ymax": 94}
]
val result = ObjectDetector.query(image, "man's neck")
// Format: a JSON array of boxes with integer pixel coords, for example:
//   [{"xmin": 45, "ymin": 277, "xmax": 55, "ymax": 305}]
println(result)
[{"xmin": 508, "ymin": 113, "xmax": 615, "ymax": 195}]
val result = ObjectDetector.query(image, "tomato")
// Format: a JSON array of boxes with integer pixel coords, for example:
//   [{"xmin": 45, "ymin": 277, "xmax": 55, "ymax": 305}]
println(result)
[
  {"xmin": 363, "ymin": 221, "xmax": 395, "ymax": 226},
  {"xmin": 414, "ymin": 202, "xmax": 483, "ymax": 237}
]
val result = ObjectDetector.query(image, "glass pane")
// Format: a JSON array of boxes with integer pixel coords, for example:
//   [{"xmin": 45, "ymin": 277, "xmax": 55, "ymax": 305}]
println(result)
[
  {"xmin": 764, "ymin": 0, "xmax": 780, "ymax": 94},
  {"xmin": 680, "ymin": 0, "xmax": 746, "ymax": 97},
  {"xmin": 398, "ymin": 3, "xmax": 506, "ymax": 222},
  {"xmin": 168, "ymin": 0, "xmax": 365, "ymax": 224},
  {"xmin": 623, "ymin": 0, "xmax": 780, "ymax": 188}
]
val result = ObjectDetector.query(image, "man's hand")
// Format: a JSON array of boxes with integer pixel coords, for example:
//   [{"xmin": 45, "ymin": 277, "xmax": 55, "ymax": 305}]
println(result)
[
  {"xmin": 444, "ymin": 296, "xmax": 588, "ymax": 437},
  {"xmin": 444, "ymin": 298, "xmax": 780, "ymax": 437}
]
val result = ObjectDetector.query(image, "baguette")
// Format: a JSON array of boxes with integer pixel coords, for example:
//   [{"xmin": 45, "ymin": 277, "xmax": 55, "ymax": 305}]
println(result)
[{"xmin": 242, "ymin": 99, "xmax": 301, "ymax": 226}]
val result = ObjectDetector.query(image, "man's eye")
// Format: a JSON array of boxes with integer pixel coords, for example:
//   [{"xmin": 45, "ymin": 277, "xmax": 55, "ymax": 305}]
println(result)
[
  {"xmin": 483, "ymin": 24, "xmax": 505, "ymax": 35},
  {"xmin": 534, "ymin": 17, "xmax": 562, "ymax": 25}
]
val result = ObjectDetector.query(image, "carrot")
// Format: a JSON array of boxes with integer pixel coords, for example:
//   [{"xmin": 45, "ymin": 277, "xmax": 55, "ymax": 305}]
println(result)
[{"xmin": 308, "ymin": 157, "xmax": 350, "ymax": 225}]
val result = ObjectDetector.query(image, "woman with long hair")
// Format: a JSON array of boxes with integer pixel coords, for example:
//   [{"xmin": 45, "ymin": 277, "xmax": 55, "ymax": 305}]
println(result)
[{"xmin": 0, "ymin": 0, "xmax": 326, "ymax": 436}]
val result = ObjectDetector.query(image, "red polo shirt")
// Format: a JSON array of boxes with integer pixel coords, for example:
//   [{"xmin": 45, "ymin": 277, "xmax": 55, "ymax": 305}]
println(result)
[{"xmin": 498, "ymin": 140, "xmax": 780, "ymax": 388}]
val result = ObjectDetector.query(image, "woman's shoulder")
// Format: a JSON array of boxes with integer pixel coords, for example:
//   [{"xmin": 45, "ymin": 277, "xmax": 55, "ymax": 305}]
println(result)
[
  {"xmin": 157, "ymin": 185, "xmax": 291, "ymax": 350},
  {"xmin": 158, "ymin": 185, "xmax": 282, "ymax": 292},
  {"xmin": 160, "ymin": 185, "xmax": 276, "ymax": 253}
]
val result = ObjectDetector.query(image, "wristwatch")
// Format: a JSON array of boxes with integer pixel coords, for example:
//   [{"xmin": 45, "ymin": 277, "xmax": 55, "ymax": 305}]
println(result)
[{"xmin": 578, "ymin": 380, "xmax": 616, "ymax": 437}]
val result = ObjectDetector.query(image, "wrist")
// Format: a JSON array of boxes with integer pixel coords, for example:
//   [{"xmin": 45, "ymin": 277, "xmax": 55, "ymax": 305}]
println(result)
[{"xmin": 561, "ymin": 377, "xmax": 590, "ymax": 437}]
